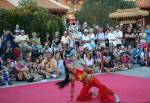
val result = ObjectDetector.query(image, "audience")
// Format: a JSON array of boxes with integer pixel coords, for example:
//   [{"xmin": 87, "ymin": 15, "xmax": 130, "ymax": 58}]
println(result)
[{"xmin": 0, "ymin": 23, "xmax": 149, "ymax": 86}]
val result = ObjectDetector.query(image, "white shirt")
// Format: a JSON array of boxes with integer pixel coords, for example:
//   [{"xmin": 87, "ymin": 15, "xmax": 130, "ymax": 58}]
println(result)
[
  {"xmin": 15, "ymin": 35, "xmax": 29, "ymax": 43},
  {"xmin": 96, "ymin": 32, "xmax": 105, "ymax": 41},
  {"xmin": 61, "ymin": 36, "xmax": 71, "ymax": 44},
  {"xmin": 82, "ymin": 35, "xmax": 91, "ymax": 45},
  {"xmin": 89, "ymin": 33, "xmax": 95, "ymax": 45},
  {"xmin": 114, "ymin": 30, "xmax": 123, "ymax": 45},
  {"xmin": 72, "ymin": 31, "xmax": 82, "ymax": 41},
  {"xmin": 84, "ymin": 58, "xmax": 94, "ymax": 67},
  {"xmin": 107, "ymin": 32, "xmax": 116, "ymax": 46}
]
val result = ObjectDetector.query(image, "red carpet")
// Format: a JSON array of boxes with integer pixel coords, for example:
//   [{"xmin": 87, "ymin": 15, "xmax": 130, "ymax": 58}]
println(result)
[{"xmin": 0, "ymin": 74, "xmax": 150, "ymax": 103}]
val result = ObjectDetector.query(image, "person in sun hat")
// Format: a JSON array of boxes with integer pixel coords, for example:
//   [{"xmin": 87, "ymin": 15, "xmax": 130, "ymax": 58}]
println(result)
[{"xmin": 41, "ymin": 51, "xmax": 60, "ymax": 78}]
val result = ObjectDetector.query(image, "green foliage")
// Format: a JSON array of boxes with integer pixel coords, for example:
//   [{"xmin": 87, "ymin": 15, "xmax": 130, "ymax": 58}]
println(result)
[
  {"xmin": 76, "ymin": 0, "xmax": 136, "ymax": 26},
  {"xmin": 0, "ymin": 0, "xmax": 65, "ymax": 43}
]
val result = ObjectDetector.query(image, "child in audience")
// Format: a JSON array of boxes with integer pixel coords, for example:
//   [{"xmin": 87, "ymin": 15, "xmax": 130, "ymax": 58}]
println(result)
[{"xmin": 15, "ymin": 58, "xmax": 30, "ymax": 81}]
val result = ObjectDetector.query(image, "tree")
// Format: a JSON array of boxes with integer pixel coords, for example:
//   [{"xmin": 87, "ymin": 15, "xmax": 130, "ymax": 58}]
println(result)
[
  {"xmin": 76, "ymin": 0, "xmax": 135, "ymax": 26},
  {"xmin": 0, "ymin": 0, "xmax": 65, "ymax": 43}
]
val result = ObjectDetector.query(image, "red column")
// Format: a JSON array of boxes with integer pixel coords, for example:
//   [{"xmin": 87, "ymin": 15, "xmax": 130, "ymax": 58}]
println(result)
[
  {"xmin": 100, "ymin": 48, "xmax": 104, "ymax": 72},
  {"xmin": 64, "ymin": 0, "xmax": 68, "ymax": 4},
  {"xmin": 146, "ymin": 43, "xmax": 149, "ymax": 66}
]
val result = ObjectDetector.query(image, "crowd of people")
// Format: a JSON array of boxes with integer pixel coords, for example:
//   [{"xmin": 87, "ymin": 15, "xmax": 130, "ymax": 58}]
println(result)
[{"xmin": 0, "ymin": 23, "xmax": 150, "ymax": 86}]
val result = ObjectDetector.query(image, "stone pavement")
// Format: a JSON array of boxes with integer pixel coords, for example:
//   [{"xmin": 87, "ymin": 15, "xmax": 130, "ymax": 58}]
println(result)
[
  {"xmin": 1, "ymin": 64, "xmax": 150, "ymax": 88},
  {"xmin": 113, "ymin": 64, "xmax": 150, "ymax": 78}
]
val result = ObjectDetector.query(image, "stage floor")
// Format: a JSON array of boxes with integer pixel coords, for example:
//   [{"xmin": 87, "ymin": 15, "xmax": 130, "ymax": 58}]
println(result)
[{"xmin": 0, "ymin": 73, "xmax": 150, "ymax": 103}]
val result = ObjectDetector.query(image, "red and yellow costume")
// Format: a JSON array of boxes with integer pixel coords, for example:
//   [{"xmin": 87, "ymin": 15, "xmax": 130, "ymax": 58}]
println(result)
[{"xmin": 73, "ymin": 68, "xmax": 116, "ymax": 102}]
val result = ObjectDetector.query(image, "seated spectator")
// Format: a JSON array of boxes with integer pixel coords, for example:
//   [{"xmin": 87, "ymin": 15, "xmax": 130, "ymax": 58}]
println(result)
[
  {"xmin": 84, "ymin": 53, "xmax": 96, "ymax": 73},
  {"xmin": 24, "ymin": 54, "xmax": 32, "ymax": 70},
  {"xmin": 55, "ymin": 52, "xmax": 65, "ymax": 76},
  {"xmin": 121, "ymin": 53, "xmax": 132, "ymax": 70},
  {"xmin": 131, "ymin": 44, "xmax": 142, "ymax": 64},
  {"xmin": 5, "ymin": 59, "xmax": 16, "ymax": 81},
  {"xmin": 12, "ymin": 44, "xmax": 20, "ymax": 59},
  {"xmin": 103, "ymin": 48, "xmax": 115, "ymax": 72},
  {"xmin": 139, "ymin": 48, "xmax": 146, "ymax": 66},
  {"xmin": 41, "ymin": 52, "xmax": 60, "ymax": 78},
  {"xmin": 30, "ymin": 58, "xmax": 43, "ymax": 82},
  {"xmin": 94, "ymin": 50, "xmax": 101, "ymax": 73},
  {"xmin": 0, "ymin": 58, "xmax": 12, "ymax": 85},
  {"xmin": 114, "ymin": 55, "xmax": 123, "ymax": 71},
  {"xmin": 73, "ymin": 52, "xmax": 86, "ymax": 68},
  {"xmin": 31, "ymin": 42, "xmax": 40, "ymax": 60},
  {"xmin": 15, "ymin": 58, "xmax": 30, "ymax": 81}
]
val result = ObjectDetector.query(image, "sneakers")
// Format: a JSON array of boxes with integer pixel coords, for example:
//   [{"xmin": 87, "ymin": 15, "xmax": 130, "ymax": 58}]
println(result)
[
  {"xmin": 114, "ymin": 94, "xmax": 120, "ymax": 103},
  {"xmin": 50, "ymin": 74, "xmax": 57, "ymax": 78}
]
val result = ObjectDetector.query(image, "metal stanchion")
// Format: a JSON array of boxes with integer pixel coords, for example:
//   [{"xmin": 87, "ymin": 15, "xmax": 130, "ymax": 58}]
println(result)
[
  {"xmin": 100, "ymin": 47, "xmax": 104, "ymax": 72},
  {"xmin": 146, "ymin": 43, "xmax": 149, "ymax": 66}
]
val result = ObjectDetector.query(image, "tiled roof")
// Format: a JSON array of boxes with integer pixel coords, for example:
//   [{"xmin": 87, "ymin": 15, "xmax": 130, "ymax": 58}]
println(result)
[
  {"xmin": 0, "ymin": 0, "xmax": 16, "ymax": 10},
  {"xmin": 109, "ymin": 8, "xmax": 149, "ymax": 19},
  {"xmin": 36, "ymin": 0, "xmax": 69, "ymax": 13},
  {"xmin": 136, "ymin": 0, "xmax": 150, "ymax": 9}
]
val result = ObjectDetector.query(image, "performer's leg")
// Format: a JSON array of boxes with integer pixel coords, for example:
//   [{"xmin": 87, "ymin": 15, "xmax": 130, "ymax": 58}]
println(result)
[
  {"xmin": 91, "ymin": 77, "xmax": 116, "ymax": 102},
  {"xmin": 77, "ymin": 84, "xmax": 93, "ymax": 101}
]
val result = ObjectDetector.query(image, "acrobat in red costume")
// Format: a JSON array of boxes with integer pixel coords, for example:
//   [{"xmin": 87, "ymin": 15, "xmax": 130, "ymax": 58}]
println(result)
[{"xmin": 57, "ymin": 60, "xmax": 119, "ymax": 103}]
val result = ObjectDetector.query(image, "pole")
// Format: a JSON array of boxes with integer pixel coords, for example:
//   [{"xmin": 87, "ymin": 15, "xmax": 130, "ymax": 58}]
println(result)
[
  {"xmin": 146, "ymin": 43, "xmax": 149, "ymax": 66},
  {"xmin": 64, "ymin": 0, "xmax": 68, "ymax": 4},
  {"xmin": 100, "ymin": 47, "xmax": 104, "ymax": 72}
]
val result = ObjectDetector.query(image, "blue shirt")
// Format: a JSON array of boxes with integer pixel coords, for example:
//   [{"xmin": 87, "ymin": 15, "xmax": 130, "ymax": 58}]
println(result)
[{"xmin": 145, "ymin": 29, "xmax": 150, "ymax": 43}]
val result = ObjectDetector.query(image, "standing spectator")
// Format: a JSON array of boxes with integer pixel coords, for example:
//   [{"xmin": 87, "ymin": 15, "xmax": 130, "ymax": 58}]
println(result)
[
  {"xmin": 14, "ymin": 24, "xmax": 20, "ymax": 37},
  {"xmin": 114, "ymin": 26, "xmax": 123, "ymax": 47},
  {"xmin": 89, "ymin": 28, "xmax": 96, "ymax": 50},
  {"xmin": 31, "ymin": 32, "xmax": 41, "ymax": 45},
  {"xmin": 145, "ymin": 24, "xmax": 150, "ymax": 45},
  {"xmin": 15, "ymin": 30, "xmax": 29, "ymax": 47},
  {"xmin": 61, "ymin": 31, "xmax": 71, "ymax": 46},
  {"xmin": 81, "ymin": 29, "xmax": 92, "ymax": 50},
  {"xmin": 139, "ymin": 27, "xmax": 147, "ymax": 48},
  {"xmin": 72, "ymin": 27, "xmax": 82, "ymax": 48},
  {"xmin": 145, "ymin": 24, "xmax": 150, "ymax": 65},
  {"xmin": 107, "ymin": 27, "xmax": 116, "ymax": 52},
  {"xmin": 2, "ymin": 31, "xmax": 15, "ymax": 48},
  {"xmin": 51, "ymin": 31, "xmax": 61, "ymax": 53},
  {"xmin": 0, "ymin": 37, "xmax": 2, "ymax": 57},
  {"xmin": 96, "ymin": 27, "xmax": 105, "ymax": 48},
  {"xmin": 124, "ymin": 27, "xmax": 137, "ymax": 47},
  {"xmin": 2, "ymin": 41, "xmax": 16, "ymax": 61}
]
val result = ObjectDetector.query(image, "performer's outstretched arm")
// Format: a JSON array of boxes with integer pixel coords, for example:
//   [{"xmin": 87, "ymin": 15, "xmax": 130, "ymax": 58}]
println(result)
[{"xmin": 70, "ymin": 75, "xmax": 75, "ymax": 101}]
